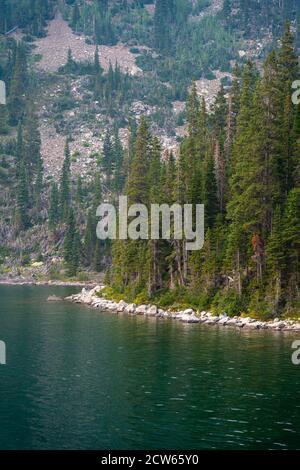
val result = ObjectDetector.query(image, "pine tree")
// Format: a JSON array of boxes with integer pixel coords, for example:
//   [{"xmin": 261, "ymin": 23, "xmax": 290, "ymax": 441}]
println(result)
[
  {"xmin": 110, "ymin": 119, "xmax": 154, "ymax": 293},
  {"xmin": 71, "ymin": 1, "xmax": 80, "ymax": 31},
  {"xmin": 212, "ymin": 85, "xmax": 228, "ymax": 146},
  {"xmin": 65, "ymin": 48, "xmax": 77, "ymax": 74},
  {"xmin": 15, "ymin": 122, "xmax": 23, "ymax": 174},
  {"xmin": 222, "ymin": 0, "xmax": 231, "ymax": 20},
  {"xmin": 163, "ymin": 151, "xmax": 176, "ymax": 203},
  {"xmin": 94, "ymin": 6, "xmax": 115, "ymax": 45},
  {"xmin": 76, "ymin": 175, "xmax": 84, "ymax": 207},
  {"xmin": 278, "ymin": 24, "xmax": 299, "ymax": 195},
  {"xmin": 148, "ymin": 136, "xmax": 163, "ymax": 295},
  {"xmin": 292, "ymin": 103, "xmax": 300, "ymax": 186},
  {"xmin": 8, "ymin": 42, "xmax": 28, "ymax": 125},
  {"xmin": 97, "ymin": 0, "xmax": 108, "ymax": 14},
  {"xmin": 15, "ymin": 161, "xmax": 29, "ymax": 231},
  {"xmin": 34, "ymin": 156, "xmax": 43, "ymax": 214},
  {"xmin": 226, "ymin": 63, "xmax": 260, "ymax": 292},
  {"xmin": 148, "ymin": 136, "xmax": 162, "ymax": 202},
  {"xmin": 127, "ymin": 118, "xmax": 150, "ymax": 205},
  {"xmin": 48, "ymin": 182, "xmax": 59, "ymax": 231},
  {"xmin": 64, "ymin": 208, "xmax": 75, "ymax": 264},
  {"xmin": 283, "ymin": 188, "xmax": 300, "ymax": 300},
  {"xmin": 278, "ymin": 22, "xmax": 299, "ymax": 89},
  {"xmin": 225, "ymin": 64, "xmax": 241, "ymax": 163},
  {"xmin": 154, "ymin": 0, "xmax": 170, "ymax": 51},
  {"xmin": 64, "ymin": 208, "xmax": 81, "ymax": 276},
  {"xmin": 84, "ymin": 209, "xmax": 97, "ymax": 265},
  {"xmin": 203, "ymin": 150, "xmax": 219, "ymax": 229},
  {"xmin": 252, "ymin": 52, "xmax": 282, "ymax": 227},
  {"xmin": 23, "ymin": 102, "xmax": 42, "ymax": 184},
  {"xmin": 93, "ymin": 239, "xmax": 102, "ymax": 273},
  {"xmin": 266, "ymin": 206, "xmax": 285, "ymax": 311},
  {"xmin": 0, "ymin": 0, "xmax": 9, "ymax": 34},
  {"xmin": 113, "ymin": 129, "xmax": 124, "ymax": 194},
  {"xmin": 69, "ymin": 231, "xmax": 81, "ymax": 277},
  {"xmin": 93, "ymin": 172, "xmax": 102, "ymax": 208},
  {"xmin": 94, "ymin": 72, "xmax": 103, "ymax": 100},
  {"xmin": 60, "ymin": 139, "xmax": 71, "ymax": 219},
  {"xmin": 102, "ymin": 130, "xmax": 113, "ymax": 190},
  {"xmin": 213, "ymin": 139, "xmax": 226, "ymax": 215},
  {"xmin": 186, "ymin": 82, "xmax": 200, "ymax": 138},
  {"xmin": 0, "ymin": 104, "xmax": 8, "ymax": 135}
]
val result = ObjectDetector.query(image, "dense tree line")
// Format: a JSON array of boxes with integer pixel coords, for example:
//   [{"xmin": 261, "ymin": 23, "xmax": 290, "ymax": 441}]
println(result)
[
  {"xmin": 47, "ymin": 126, "xmax": 125, "ymax": 276},
  {"xmin": 222, "ymin": 0, "xmax": 300, "ymax": 40},
  {"xmin": 0, "ymin": 0, "xmax": 56, "ymax": 36},
  {"xmin": 64, "ymin": 0, "xmax": 116, "ymax": 45},
  {"xmin": 0, "ymin": 37, "xmax": 44, "ymax": 232},
  {"xmin": 109, "ymin": 25, "xmax": 300, "ymax": 318}
]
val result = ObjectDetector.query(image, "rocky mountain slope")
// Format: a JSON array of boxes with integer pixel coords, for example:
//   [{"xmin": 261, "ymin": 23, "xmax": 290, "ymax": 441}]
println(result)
[{"xmin": 9, "ymin": 0, "xmax": 294, "ymax": 181}]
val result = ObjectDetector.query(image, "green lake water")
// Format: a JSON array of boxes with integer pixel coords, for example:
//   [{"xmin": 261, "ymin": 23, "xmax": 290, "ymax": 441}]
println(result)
[{"xmin": 0, "ymin": 285, "xmax": 299, "ymax": 450}]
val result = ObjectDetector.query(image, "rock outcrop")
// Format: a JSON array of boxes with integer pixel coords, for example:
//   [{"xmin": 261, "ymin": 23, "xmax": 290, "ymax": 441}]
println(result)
[{"xmin": 47, "ymin": 295, "xmax": 63, "ymax": 302}]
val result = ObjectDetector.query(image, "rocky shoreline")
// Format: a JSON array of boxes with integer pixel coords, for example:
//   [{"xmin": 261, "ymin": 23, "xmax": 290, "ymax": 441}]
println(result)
[
  {"xmin": 0, "ymin": 279, "xmax": 97, "ymax": 288},
  {"xmin": 66, "ymin": 286, "xmax": 300, "ymax": 333}
]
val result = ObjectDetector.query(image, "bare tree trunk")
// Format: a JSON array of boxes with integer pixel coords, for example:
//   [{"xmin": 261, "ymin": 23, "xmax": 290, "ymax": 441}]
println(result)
[
  {"xmin": 148, "ymin": 240, "xmax": 160, "ymax": 296},
  {"xmin": 214, "ymin": 140, "xmax": 226, "ymax": 214},
  {"xmin": 275, "ymin": 270, "xmax": 281, "ymax": 310},
  {"xmin": 175, "ymin": 240, "xmax": 185, "ymax": 286},
  {"xmin": 237, "ymin": 249, "xmax": 242, "ymax": 297}
]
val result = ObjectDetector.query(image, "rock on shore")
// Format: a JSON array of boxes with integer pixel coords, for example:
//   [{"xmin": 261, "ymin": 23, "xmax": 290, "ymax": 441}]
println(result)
[
  {"xmin": 66, "ymin": 287, "xmax": 300, "ymax": 333},
  {"xmin": 47, "ymin": 295, "xmax": 63, "ymax": 302}
]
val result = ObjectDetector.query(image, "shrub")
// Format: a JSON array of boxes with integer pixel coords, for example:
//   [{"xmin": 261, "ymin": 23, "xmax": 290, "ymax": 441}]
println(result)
[
  {"xmin": 20, "ymin": 253, "xmax": 31, "ymax": 267},
  {"xmin": 48, "ymin": 268, "xmax": 66, "ymax": 281},
  {"xmin": 130, "ymin": 47, "xmax": 140, "ymax": 54},
  {"xmin": 134, "ymin": 290, "xmax": 150, "ymax": 305},
  {"xmin": 77, "ymin": 272, "xmax": 90, "ymax": 282},
  {"xmin": 211, "ymin": 290, "xmax": 245, "ymax": 317}
]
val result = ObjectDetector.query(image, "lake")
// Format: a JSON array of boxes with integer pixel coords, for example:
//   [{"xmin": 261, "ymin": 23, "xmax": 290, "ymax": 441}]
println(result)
[{"xmin": 0, "ymin": 285, "xmax": 299, "ymax": 450}]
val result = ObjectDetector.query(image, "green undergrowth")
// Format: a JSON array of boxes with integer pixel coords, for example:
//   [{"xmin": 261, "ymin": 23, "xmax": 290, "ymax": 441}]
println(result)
[{"xmin": 98, "ymin": 285, "xmax": 300, "ymax": 321}]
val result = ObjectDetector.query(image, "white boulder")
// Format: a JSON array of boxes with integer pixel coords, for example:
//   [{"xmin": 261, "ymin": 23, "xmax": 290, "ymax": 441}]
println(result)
[
  {"xmin": 180, "ymin": 313, "xmax": 200, "ymax": 323},
  {"xmin": 125, "ymin": 304, "xmax": 136, "ymax": 314},
  {"xmin": 183, "ymin": 308, "xmax": 195, "ymax": 316},
  {"xmin": 147, "ymin": 305, "xmax": 158, "ymax": 316},
  {"xmin": 117, "ymin": 300, "xmax": 128, "ymax": 312},
  {"xmin": 136, "ymin": 305, "xmax": 148, "ymax": 315}
]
